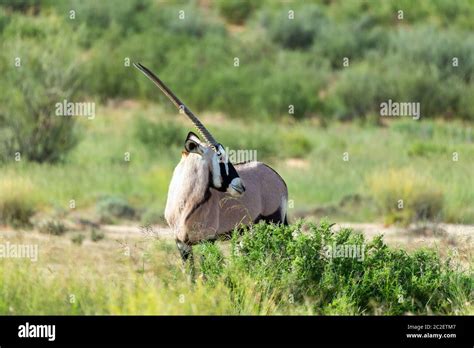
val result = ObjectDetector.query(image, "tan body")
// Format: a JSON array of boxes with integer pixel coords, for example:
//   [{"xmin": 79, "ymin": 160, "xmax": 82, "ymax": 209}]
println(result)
[{"xmin": 165, "ymin": 154, "xmax": 288, "ymax": 245}]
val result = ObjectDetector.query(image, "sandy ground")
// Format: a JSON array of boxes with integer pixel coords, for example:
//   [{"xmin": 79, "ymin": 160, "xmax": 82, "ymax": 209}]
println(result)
[
  {"xmin": 102, "ymin": 221, "xmax": 473, "ymax": 247},
  {"xmin": 1, "ymin": 221, "xmax": 472, "ymax": 264},
  {"xmin": 2, "ymin": 221, "xmax": 472, "ymax": 245},
  {"xmin": 98, "ymin": 221, "xmax": 473, "ymax": 267}
]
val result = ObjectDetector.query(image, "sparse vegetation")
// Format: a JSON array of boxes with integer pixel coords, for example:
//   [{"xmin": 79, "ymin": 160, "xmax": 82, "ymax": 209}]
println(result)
[
  {"xmin": 0, "ymin": 222, "xmax": 471, "ymax": 315},
  {"xmin": 71, "ymin": 234, "xmax": 85, "ymax": 246},
  {"xmin": 0, "ymin": 177, "xmax": 36, "ymax": 228},
  {"xmin": 91, "ymin": 229, "xmax": 105, "ymax": 242},
  {"xmin": 38, "ymin": 219, "xmax": 67, "ymax": 236},
  {"xmin": 367, "ymin": 168, "xmax": 444, "ymax": 225},
  {"xmin": 96, "ymin": 196, "xmax": 136, "ymax": 222},
  {"xmin": 0, "ymin": 0, "xmax": 472, "ymax": 316}
]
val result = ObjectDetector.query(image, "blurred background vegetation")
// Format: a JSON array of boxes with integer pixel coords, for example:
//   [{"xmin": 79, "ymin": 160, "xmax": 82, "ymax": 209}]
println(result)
[{"xmin": 0, "ymin": 0, "xmax": 473, "ymax": 227}]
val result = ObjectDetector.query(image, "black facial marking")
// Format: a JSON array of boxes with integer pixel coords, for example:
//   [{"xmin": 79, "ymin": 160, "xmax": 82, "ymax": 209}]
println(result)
[
  {"xmin": 222, "ymin": 162, "xmax": 239, "ymax": 190},
  {"xmin": 210, "ymin": 161, "xmax": 240, "ymax": 192}
]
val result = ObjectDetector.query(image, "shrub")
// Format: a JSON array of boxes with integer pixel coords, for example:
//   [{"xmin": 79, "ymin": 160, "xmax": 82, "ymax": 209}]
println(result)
[
  {"xmin": 0, "ymin": 15, "xmax": 82, "ymax": 163},
  {"xmin": 324, "ymin": 55, "xmax": 464, "ymax": 120},
  {"xmin": 0, "ymin": 7, "xmax": 11, "ymax": 32},
  {"xmin": 0, "ymin": 177, "xmax": 36, "ymax": 228},
  {"xmin": 195, "ymin": 221, "xmax": 471, "ymax": 314},
  {"xmin": 394, "ymin": 68, "xmax": 463, "ymax": 119},
  {"xmin": 314, "ymin": 17, "xmax": 388, "ymax": 68},
  {"xmin": 0, "ymin": 0, "xmax": 40, "ymax": 13},
  {"xmin": 158, "ymin": 4, "xmax": 226, "ymax": 39},
  {"xmin": 217, "ymin": 0, "xmax": 258, "ymax": 25},
  {"xmin": 38, "ymin": 220, "xmax": 67, "ymax": 236},
  {"xmin": 458, "ymin": 84, "xmax": 474, "ymax": 121},
  {"xmin": 195, "ymin": 242, "xmax": 224, "ymax": 285},
  {"xmin": 71, "ymin": 234, "xmax": 85, "ymax": 246},
  {"xmin": 247, "ymin": 52, "xmax": 328, "ymax": 120},
  {"xmin": 261, "ymin": 4, "xmax": 327, "ymax": 50},
  {"xmin": 96, "ymin": 196, "xmax": 136, "ymax": 222},
  {"xmin": 45, "ymin": 0, "xmax": 155, "ymax": 46},
  {"xmin": 91, "ymin": 229, "xmax": 105, "ymax": 242},
  {"xmin": 81, "ymin": 4, "xmax": 226, "ymax": 100},
  {"xmin": 367, "ymin": 168, "xmax": 444, "ymax": 225},
  {"xmin": 324, "ymin": 61, "xmax": 391, "ymax": 120},
  {"xmin": 388, "ymin": 26, "xmax": 474, "ymax": 83}
]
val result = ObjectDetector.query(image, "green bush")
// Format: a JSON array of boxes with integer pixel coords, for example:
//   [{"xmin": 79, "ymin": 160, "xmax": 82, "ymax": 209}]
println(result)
[
  {"xmin": 261, "ymin": 4, "xmax": 327, "ymax": 50},
  {"xmin": 249, "ymin": 52, "xmax": 328, "ymax": 120},
  {"xmin": 87, "ymin": 4, "xmax": 226, "ymax": 101},
  {"xmin": 388, "ymin": 26, "xmax": 474, "ymax": 83},
  {"xmin": 162, "ymin": 5, "xmax": 226, "ymax": 38},
  {"xmin": 3, "ymin": 1, "xmax": 474, "ymax": 124},
  {"xmin": 394, "ymin": 67, "xmax": 463, "ymax": 119},
  {"xmin": 96, "ymin": 196, "xmax": 136, "ymax": 222},
  {"xmin": 0, "ymin": 0, "xmax": 40, "ymax": 13},
  {"xmin": 0, "ymin": 7, "xmax": 11, "ymax": 32},
  {"xmin": 194, "ymin": 221, "xmax": 472, "ymax": 314},
  {"xmin": 217, "ymin": 0, "xmax": 258, "ymax": 25},
  {"xmin": 458, "ymin": 84, "xmax": 474, "ymax": 120},
  {"xmin": 91, "ymin": 229, "xmax": 105, "ymax": 242},
  {"xmin": 38, "ymin": 220, "xmax": 67, "ymax": 236},
  {"xmin": 0, "ymin": 15, "xmax": 82, "ymax": 163},
  {"xmin": 314, "ymin": 17, "xmax": 388, "ymax": 68},
  {"xmin": 324, "ymin": 55, "xmax": 465, "ymax": 120},
  {"xmin": 44, "ymin": 0, "xmax": 155, "ymax": 46},
  {"xmin": 324, "ymin": 61, "xmax": 391, "ymax": 120},
  {"xmin": 71, "ymin": 234, "xmax": 85, "ymax": 246},
  {"xmin": 195, "ymin": 242, "xmax": 224, "ymax": 285}
]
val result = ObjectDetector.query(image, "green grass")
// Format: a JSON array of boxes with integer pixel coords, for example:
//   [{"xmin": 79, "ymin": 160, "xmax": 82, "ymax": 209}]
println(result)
[
  {"xmin": 0, "ymin": 177, "xmax": 37, "ymax": 228},
  {"xmin": 0, "ymin": 104, "xmax": 473, "ymax": 224},
  {"xmin": 0, "ymin": 222, "xmax": 471, "ymax": 315}
]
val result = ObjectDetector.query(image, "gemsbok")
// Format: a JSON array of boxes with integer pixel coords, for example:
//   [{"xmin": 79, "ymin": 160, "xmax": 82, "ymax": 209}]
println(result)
[{"xmin": 134, "ymin": 63, "xmax": 288, "ymax": 264}]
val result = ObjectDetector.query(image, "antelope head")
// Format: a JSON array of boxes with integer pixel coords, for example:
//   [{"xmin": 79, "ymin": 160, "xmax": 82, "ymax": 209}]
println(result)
[{"xmin": 134, "ymin": 63, "xmax": 246, "ymax": 197}]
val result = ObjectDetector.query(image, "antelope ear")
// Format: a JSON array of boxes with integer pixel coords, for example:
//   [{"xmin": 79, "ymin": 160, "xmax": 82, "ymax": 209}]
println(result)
[
  {"xmin": 186, "ymin": 131, "xmax": 201, "ymax": 143},
  {"xmin": 184, "ymin": 132, "xmax": 204, "ymax": 155}
]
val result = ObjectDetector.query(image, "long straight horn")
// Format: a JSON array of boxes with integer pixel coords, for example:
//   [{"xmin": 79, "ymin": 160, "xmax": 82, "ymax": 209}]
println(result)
[{"xmin": 133, "ymin": 62, "xmax": 219, "ymax": 148}]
